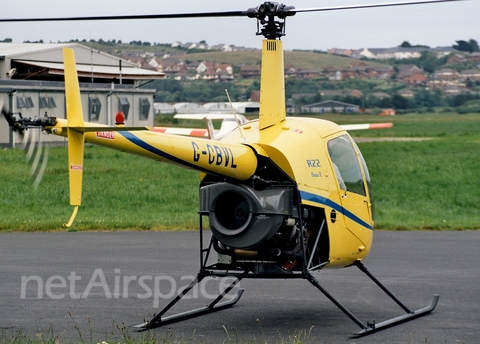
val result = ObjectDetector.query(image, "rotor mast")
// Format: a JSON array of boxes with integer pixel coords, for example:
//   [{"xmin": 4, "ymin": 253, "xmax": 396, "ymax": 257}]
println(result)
[{"xmin": 246, "ymin": 3, "xmax": 295, "ymax": 130}]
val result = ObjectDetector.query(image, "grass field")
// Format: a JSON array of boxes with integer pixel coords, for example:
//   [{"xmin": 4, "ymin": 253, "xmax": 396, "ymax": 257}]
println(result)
[{"xmin": 1, "ymin": 113, "xmax": 479, "ymax": 231}]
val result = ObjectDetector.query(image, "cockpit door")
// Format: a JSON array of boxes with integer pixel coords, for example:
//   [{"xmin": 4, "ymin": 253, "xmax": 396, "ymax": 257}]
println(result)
[{"xmin": 327, "ymin": 134, "xmax": 373, "ymax": 246}]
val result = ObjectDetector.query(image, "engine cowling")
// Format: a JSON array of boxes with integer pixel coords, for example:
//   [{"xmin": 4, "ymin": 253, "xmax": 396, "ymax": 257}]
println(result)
[{"xmin": 200, "ymin": 183, "xmax": 295, "ymax": 249}]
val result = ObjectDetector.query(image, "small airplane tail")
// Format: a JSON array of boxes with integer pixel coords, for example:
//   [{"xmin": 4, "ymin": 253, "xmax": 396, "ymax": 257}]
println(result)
[
  {"xmin": 63, "ymin": 48, "xmax": 85, "ymax": 227},
  {"xmin": 205, "ymin": 117, "xmax": 215, "ymax": 139}
]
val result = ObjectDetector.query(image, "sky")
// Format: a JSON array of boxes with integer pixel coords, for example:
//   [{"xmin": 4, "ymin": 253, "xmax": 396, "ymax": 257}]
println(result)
[{"xmin": 0, "ymin": 0, "xmax": 478, "ymax": 51}]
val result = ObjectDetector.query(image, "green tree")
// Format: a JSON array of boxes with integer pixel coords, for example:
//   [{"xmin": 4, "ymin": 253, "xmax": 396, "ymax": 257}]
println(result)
[
  {"xmin": 245, "ymin": 80, "xmax": 260, "ymax": 100},
  {"xmin": 451, "ymin": 93, "xmax": 480, "ymax": 107},
  {"xmin": 453, "ymin": 39, "xmax": 479, "ymax": 52},
  {"xmin": 457, "ymin": 100, "xmax": 480, "ymax": 114},
  {"xmin": 416, "ymin": 51, "xmax": 445, "ymax": 73},
  {"xmin": 412, "ymin": 89, "xmax": 446, "ymax": 108},
  {"xmin": 391, "ymin": 94, "xmax": 409, "ymax": 109},
  {"xmin": 285, "ymin": 79, "xmax": 321, "ymax": 99},
  {"xmin": 468, "ymin": 39, "xmax": 479, "ymax": 52}
]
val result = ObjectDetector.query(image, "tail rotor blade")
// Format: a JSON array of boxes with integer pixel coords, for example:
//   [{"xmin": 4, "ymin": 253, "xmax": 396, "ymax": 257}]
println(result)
[
  {"xmin": 33, "ymin": 145, "xmax": 48, "ymax": 190},
  {"xmin": 20, "ymin": 128, "xmax": 49, "ymax": 190}
]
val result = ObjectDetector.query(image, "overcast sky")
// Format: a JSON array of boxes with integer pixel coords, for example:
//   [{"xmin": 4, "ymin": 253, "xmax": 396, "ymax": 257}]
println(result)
[{"xmin": 1, "ymin": 0, "xmax": 478, "ymax": 51}]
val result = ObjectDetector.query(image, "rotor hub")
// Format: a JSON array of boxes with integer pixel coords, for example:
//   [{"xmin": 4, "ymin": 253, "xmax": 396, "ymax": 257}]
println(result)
[{"xmin": 246, "ymin": 2, "xmax": 296, "ymax": 39}]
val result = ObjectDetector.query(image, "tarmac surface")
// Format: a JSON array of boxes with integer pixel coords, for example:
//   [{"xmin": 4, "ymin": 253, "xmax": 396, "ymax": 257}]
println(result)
[{"xmin": 1, "ymin": 230, "xmax": 479, "ymax": 343}]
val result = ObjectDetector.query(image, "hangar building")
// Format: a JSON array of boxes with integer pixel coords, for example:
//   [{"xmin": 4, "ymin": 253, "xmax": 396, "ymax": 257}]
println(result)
[{"xmin": 0, "ymin": 42, "xmax": 164, "ymax": 146}]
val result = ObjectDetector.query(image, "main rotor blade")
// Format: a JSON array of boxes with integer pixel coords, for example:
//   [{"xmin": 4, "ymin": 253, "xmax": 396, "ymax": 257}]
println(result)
[
  {"xmin": 0, "ymin": 10, "xmax": 247, "ymax": 23},
  {"xmin": 0, "ymin": 0, "xmax": 464, "ymax": 23},
  {"xmin": 293, "ymin": 0, "xmax": 464, "ymax": 14}
]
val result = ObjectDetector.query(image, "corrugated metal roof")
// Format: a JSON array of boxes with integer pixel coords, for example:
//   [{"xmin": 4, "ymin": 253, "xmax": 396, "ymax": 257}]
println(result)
[
  {"xmin": 0, "ymin": 42, "xmax": 71, "ymax": 56},
  {"xmin": 0, "ymin": 42, "xmax": 164, "ymax": 80},
  {"xmin": 16, "ymin": 60, "xmax": 164, "ymax": 79}
]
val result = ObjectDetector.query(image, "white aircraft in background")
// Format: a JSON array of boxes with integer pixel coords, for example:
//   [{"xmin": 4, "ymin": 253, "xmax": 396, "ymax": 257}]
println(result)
[
  {"xmin": 154, "ymin": 113, "xmax": 249, "ymax": 140},
  {"xmin": 154, "ymin": 113, "xmax": 392, "ymax": 140}
]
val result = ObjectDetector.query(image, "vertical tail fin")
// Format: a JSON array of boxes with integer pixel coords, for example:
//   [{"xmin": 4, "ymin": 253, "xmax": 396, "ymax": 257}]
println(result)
[
  {"xmin": 205, "ymin": 117, "xmax": 215, "ymax": 139},
  {"xmin": 63, "ymin": 48, "xmax": 85, "ymax": 228}
]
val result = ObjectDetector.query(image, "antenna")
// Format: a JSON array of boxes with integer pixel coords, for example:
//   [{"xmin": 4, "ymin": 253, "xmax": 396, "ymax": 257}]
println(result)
[
  {"xmin": 90, "ymin": 31, "xmax": 94, "ymax": 83},
  {"xmin": 225, "ymin": 89, "xmax": 245, "ymax": 141}
]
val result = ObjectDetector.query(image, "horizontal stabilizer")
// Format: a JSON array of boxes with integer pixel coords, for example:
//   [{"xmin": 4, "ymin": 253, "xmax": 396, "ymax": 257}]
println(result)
[{"xmin": 70, "ymin": 126, "xmax": 151, "ymax": 133}]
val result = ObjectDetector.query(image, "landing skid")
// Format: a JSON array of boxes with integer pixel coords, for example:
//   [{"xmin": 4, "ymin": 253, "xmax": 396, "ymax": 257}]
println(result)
[
  {"xmin": 133, "ymin": 216, "xmax": 438, "ymax": 336},
  {"xmin": 133, "ymin": 262, "xmax": 438, "ymax": 336},
  {"xmin": 308, "ymin": 261, "xmax": 439, "ymax": 336},
  {"xmin": 133, "ymin": 272, "xmax": 243, "ymax": 330}
]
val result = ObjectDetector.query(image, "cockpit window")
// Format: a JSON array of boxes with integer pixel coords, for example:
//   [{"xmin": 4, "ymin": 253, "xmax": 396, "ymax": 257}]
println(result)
[
  {"xmin": 327, "ymin": 135, "xmax": 366, "ymax": 196},
  {"xmin": 352, "ymin": 139, "xmax": 374, "ymax": 219}
]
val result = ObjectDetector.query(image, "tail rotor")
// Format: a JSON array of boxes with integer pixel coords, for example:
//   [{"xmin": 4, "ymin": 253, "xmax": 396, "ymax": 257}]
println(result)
[
  {"xmin": 1, "ymin": 100, "xmax": 49, "ymax": 190},
  {"xmin": 21, "ymin": 128, "xmax": 49, "ymax": 189}
]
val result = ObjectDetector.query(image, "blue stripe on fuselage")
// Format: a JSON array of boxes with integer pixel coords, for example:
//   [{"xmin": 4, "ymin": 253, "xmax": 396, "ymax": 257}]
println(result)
[
  {"xmin": 119, "ymin": 131, "xmax": 207, "ymax": 172},
  {"xmin": 299, "ymin": 190, "xmax": 373, "ymax": 230}
]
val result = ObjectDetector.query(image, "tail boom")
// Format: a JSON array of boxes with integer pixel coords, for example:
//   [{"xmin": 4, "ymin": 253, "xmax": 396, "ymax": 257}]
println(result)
[
  {"xmin": 49, "ymin": 118, "xmax": 257, "ymax": 181},
  {"xmin": 84, "ymin": 129, "xmax": 257, "ymax": 181}
]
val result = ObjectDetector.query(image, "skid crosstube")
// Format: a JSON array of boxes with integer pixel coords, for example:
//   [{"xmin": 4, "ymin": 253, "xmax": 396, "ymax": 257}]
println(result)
[{"xmin": 133, "ymin": 272, "xmax": 243, "ymax": 331}]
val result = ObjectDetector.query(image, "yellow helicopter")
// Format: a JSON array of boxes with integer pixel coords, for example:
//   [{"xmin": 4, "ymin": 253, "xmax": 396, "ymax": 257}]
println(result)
[{"xmin": 3, "ymin": 0, "xmax": 455, "ymax": 336}]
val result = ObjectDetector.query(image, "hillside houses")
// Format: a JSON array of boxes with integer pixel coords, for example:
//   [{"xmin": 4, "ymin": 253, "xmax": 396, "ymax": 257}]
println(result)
[
  {"xmin": 124, "ymin": 56, "xmax": 236, "ymax": 81},
  {"xmin": 200, "ymin": 62, "xmax": 234, "ymax": 81},
  {"xmin": 325, "ymin": 47, "xmax": 480, "ymax": 93},
  {"xmin": 447, "ymin": 52, "xmax": 480, "ymax": 64},
  {"xmin": 331, "ymin": 46, "xmax": 458, "ymax": 60},
  {"xmin": 152, "ymin": 58, "xmax": 188, "ymax": 78},
  {"xmin": 241, "ymin": 65, "xmax": 261, "ymax": 78},
  {"xmin": 428, "ymin": 68, "xmax": 480, "ymax": 89},
  {"xmin": 124, "ymin": 54, "xmax": 478, "ymax": 97},
  {"xmin": 459, "ymin": 69, "xmax": 480, "ymax": 82},
  {"xmin": 116, "ymin": 41, "xmax": 480, "ymax": 99},
  {"xmin": 396, "ymin": 65, "xmax": 427, "ymax": 85},
  {"xmin": 325, "ymin": 64, "xmax": 394, "ymax": 80},
  {"xmin": 170, "ymin": 41, "xmax": 252, "ymax": 52},
  {"xmin": 142, "ymin": 54, "xmax": 477, "ymax": 96}
]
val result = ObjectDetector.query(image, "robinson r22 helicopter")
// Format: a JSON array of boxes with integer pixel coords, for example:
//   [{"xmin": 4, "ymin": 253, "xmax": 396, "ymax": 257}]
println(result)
[{"xmin": 3, "ymin": 0, "xmax": 458, "ymax": 336}]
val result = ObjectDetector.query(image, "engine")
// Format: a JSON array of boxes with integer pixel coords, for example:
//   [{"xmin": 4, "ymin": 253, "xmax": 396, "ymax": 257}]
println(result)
[
  {"xmin": 199, "ymin": 182, "xmax": 329, "ymax": 273},
  {"xmin": 200, "ymin": 182, "xmax": 296, "ymax": 249}
]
